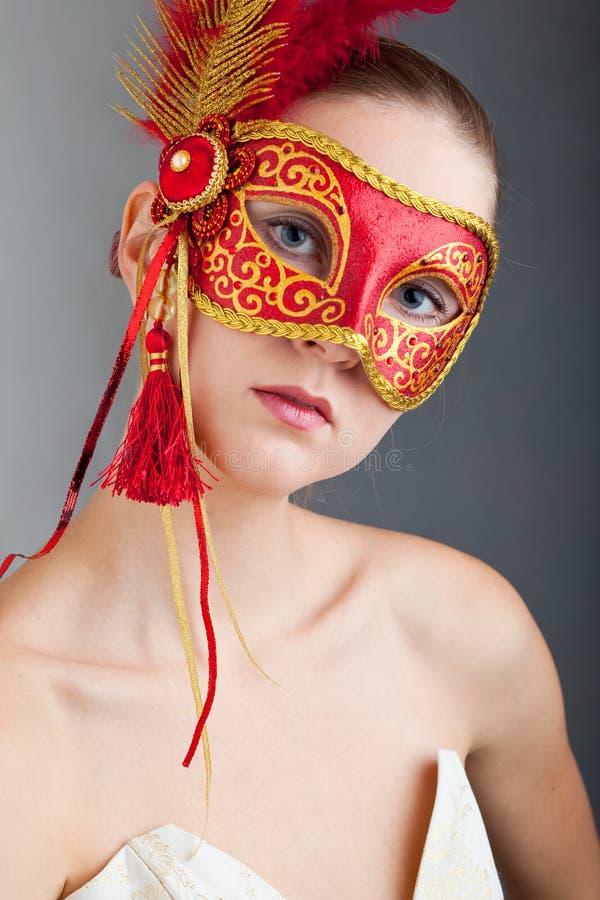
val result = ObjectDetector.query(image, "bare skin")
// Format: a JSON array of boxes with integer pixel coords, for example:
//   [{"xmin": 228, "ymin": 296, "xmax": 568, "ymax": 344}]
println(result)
[{"xmin": 1, "ymin": 96, "xmax": 599, "ymax": 899}]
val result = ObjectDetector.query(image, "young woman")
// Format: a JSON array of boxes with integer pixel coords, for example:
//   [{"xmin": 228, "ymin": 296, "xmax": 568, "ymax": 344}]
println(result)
[{"xmin": 1, "ymin": 3, "xmax": 599, "ymax": 898}]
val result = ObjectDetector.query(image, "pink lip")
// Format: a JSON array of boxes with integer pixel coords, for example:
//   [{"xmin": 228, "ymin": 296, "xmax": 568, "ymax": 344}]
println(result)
[{"xmin": 253, "ymin": 385, "xmax": 332, "ymax": 430}]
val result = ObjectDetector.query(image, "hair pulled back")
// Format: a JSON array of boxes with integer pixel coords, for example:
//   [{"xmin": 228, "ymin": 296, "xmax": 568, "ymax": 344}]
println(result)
[
  {"xmin": 110, "ymin": 37, "xmax": 498, "ymax": 275},
  {"xmin": 326, "ymin": 37, "xmax": 499, "ymax": 208}
]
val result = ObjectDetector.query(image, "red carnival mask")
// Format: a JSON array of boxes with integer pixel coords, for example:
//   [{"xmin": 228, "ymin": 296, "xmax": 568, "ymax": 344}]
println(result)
[{"xmin": 184, "ymin": 120, "xmax": 498, "ymax": 411}]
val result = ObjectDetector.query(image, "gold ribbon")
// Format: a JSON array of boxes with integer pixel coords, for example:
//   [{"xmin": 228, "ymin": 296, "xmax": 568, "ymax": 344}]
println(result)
[{"xmin": 133, "ymin": 224, "xmax": 284, "ymax": 842}]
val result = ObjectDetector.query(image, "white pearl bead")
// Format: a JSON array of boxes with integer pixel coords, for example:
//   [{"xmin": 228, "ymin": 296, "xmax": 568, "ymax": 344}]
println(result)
[{"xmin": 170, "ymin": 150, "xmax": 191, "ymax": 172}]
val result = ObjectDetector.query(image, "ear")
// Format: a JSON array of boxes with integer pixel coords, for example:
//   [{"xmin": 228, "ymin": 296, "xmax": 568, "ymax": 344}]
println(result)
[{"xmin": 118, "ymin": 180, "xmax": 164, "ymax": 305}]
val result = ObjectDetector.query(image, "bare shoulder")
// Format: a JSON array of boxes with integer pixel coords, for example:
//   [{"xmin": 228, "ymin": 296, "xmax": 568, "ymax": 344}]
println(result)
[
  {"xmin": 370, "ymin": 526, "xmax": 561, "ymax": 749},
  {"xmin": 354, "ymin": 523, "xmax": 600, "ymax": 893},
  {"xmin": 0, "ymin": 566, "xmax": 79, "ymax": 898},
  {"xmin": 304, "ymin": 508, "xmax": 535, "ymax": 665},
  {"xmin": 357, "ymin": 525, "xmax": 600, "ymax": 895},
  {"xmin": 354, "ymin": 524, "xmax": 539, "ymax": 679}
]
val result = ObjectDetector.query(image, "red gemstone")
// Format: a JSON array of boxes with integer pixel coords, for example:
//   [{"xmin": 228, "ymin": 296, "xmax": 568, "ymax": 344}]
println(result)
[
  {"xmin": 159, "ymin": 135, "xmax": 217, "ymax": 204},
  {"xmin": 150, "ymin": 194, "xmax": 167, "ymax": 224}
]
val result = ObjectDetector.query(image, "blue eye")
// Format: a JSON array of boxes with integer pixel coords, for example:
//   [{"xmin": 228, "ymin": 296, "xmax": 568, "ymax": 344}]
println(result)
[
  {"xmin": 399, "ymin": 285, "xmax": 436, "ymax": 312},
  {"xmin": 267, "ymin": 217, "xmax": 321, "ymax": 257},
  {"xmin": 245, "ymin": 200, "xmax": 332, "ymax": 279},
  {"xmin": 385, "ymin": 278, "xmax": 461, "ymax": 326},
  {"xmin": 278, "ymin": 223, "xmax": 310, "ymax": 249},
  {"xmin": 262, "ymin": 213, "xmax": 329, "ymax": 278}
]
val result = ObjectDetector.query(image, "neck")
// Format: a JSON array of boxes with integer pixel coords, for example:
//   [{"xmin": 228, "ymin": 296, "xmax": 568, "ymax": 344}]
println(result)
[{"xmin": 66, "ymin": 474, "xmax": 320, "ymax": 667}]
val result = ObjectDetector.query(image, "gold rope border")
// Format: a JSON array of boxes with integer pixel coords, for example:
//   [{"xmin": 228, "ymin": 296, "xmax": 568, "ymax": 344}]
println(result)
[
  {"xmin": 233, "ymin": 119, "xmax": 499, "ymax": 274},
  {"xmin": 131, "ymin": 226, "xmax": 213, "ymax": 835},
  {"xmin": 176, "ymin": 233, "xmax": 214, "ymax": 841},
  {"xmin": 225, "ymin": 119, "xmax": 498, "ymax": 408},
  {"xmin": 176, "ymin": 235, "xmax": 284, "ymax": 691},
  {"xmin": 192, "ymin": 288, "xmax": 481, "ymax": 412}
]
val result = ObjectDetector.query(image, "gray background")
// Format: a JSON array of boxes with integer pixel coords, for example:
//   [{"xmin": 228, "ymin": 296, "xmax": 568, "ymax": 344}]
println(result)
[{"xmin": 1, "ymin": 0, "xmax": 598, "ymax": 829}]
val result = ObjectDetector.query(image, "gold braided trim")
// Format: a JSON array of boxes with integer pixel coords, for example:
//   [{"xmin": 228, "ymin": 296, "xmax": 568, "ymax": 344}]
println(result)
[
  {"xmin": 159, "ymin": 504, "xmax": 211, "ymax": 839},
  {"xmin": 193, "ymin": 286, "xmax": 363, "ymax": 345},
  {"xmin": 177, "ymin": 236, "xmax": 283, "ymax": 688},
  {"xmin": 176, "ymin": 236, "xmax": 283, "ymax": 833},
  {"xmin": 199, "ymin": 492, "xmax": 284, "ymax": 690},
  {"xmin": 192, "ymin": 289, "xmax": 483, "ymax": 411},
  {"xmin": 233, "ymin": 119, "xmax": 499, "ymax": 280},
  {"xmin": 175, "ymin": 235, "xmax": 213, "ymax": 835}
]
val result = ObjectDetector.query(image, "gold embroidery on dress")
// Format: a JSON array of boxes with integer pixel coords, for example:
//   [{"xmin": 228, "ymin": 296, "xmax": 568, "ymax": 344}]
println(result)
[
  {"xmin": 131, "ymin": 885, "xmax": 171, "ymax": 900},
  {"xmin": 413, "ymin": 778, "xmax": 500, "ymax": 899},
  {"xmin": 129, "ymin": 832, "xmax": 209, "ymax": 899},
  {"xmin": 79, "ymin": 858, "xmax": 132, "ymax": 890},
  {"xmin": 240, "ymin": 862, "xmax": 258, "ymax": 897}
]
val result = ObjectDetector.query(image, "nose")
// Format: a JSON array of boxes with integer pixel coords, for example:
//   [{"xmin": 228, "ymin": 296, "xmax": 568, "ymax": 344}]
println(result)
[{"xmin": 292, "ymin": 337, "xmax": 361, "ymax": 370}]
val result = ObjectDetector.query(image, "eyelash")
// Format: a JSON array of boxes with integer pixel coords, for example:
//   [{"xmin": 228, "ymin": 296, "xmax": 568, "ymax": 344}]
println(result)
[
  {"xmin": 263, "ymin": 215, "xmax": 325, "ymax": 255},
  {"xmin": 396, "ymin": 278, "xmax": 451, "ymax": 322}
]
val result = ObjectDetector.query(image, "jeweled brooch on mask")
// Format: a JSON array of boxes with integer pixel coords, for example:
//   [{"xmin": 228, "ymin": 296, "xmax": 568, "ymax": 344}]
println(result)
[{"xmin": 151, "ymin": 113, "xmax": 256, "ymax": 245}]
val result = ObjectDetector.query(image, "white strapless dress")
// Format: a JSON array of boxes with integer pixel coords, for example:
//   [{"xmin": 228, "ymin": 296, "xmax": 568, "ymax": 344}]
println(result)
[{"xmin": 67, "ymin": 749, "xmax": 503, "ymax": 899}]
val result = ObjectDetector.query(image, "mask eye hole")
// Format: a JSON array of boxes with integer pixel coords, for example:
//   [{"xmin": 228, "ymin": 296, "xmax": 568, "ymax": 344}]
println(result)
[
  {"xmin": 382, "ymin": 276, "xmax": 463, "ymax": 328},
  {"xmin": 245, "ymin": 199, "xmax": 332, "ymax": 280}
]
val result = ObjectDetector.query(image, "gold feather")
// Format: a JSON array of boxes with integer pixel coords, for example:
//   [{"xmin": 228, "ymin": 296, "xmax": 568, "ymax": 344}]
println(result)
[{"xmin": 114, "ymin": 0, "xmax": 288, "ymax": 140}]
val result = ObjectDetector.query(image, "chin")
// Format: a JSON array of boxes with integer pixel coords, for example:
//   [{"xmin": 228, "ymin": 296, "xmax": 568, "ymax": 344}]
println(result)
[{"xmin": 196, "ymin": 430, "xmax": 357, "ymax": 495}]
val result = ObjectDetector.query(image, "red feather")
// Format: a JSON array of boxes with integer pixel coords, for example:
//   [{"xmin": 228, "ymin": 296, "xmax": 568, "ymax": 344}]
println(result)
[
  {"xmin": 243, "ymin": 0, "xmax": 458, "ymax": 121},
  {"xmin": 124, "ymin": 0, "xmax": 457, "ymax": 140}
]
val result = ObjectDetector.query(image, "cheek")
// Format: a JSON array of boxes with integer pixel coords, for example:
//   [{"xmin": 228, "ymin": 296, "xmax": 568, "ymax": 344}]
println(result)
[
  {"xmin": 353, "ymin": 406, "xmax": 403, "ymax": 458},
  {"xmin": 184, "ymin": 312, "xmax": 294, "ymax": 460},
  {"xmin": 184, "ymin": 308, "xmax": 402, "ymax": 483},
  {"xmin": 185, "ymin": 313, "xmax": 249, "ymax": 441},
  {"xmin": 330, "ymin": 386, "xmax": 403, "ymax": 474},
  {"xmin": 186, "ymin": 307, "xmax": 278, "ymax": 394},
  {"xmin": 187, "ymin": 308, "xmax": 247, "ymax": 370}
]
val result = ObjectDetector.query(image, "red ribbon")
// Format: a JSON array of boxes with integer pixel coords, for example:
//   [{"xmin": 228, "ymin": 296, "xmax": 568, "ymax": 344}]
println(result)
[{"xmin": 0, "ymin": 219, "xmax": 186, "ymax": 579}]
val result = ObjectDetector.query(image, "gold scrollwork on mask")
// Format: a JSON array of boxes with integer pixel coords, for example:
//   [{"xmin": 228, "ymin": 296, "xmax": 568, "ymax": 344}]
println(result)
[
  {"xmin": 365, "ymin": 312, "xmax": 463, "ymax": 396},
  {"xmin": 411, "ymin": 242, "xmax": 488, "ymax": 310},
  {"xmin": 197, "ymin": 139, "xmax": 352, "ymax": 324},
  {"xmin": 243, "ymin": 140, "xmax": 350, "ymax": 292},
  {"xmin": 365, "ymin": 242, "xmax": 485, "ymax": 398},
  {"xmin": 200, "ymin": 199, "xmax": 347, "ymax": 321}
]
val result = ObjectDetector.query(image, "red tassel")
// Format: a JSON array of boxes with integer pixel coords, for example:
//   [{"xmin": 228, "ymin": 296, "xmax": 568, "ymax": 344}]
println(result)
[
  {"xmin": 1, "ymin": 223, "xmax": 184, "ymax": 580},
  {"xmin": 96, "ymin": 320, "xmax": 215, "ymax": 505}
]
